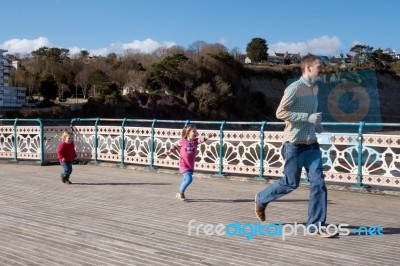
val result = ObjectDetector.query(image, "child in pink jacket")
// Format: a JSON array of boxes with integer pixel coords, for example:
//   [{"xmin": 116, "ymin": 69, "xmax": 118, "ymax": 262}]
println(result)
[{"xmin": 166, "ymin": 124, "xmax": 212, "ymax": 201}]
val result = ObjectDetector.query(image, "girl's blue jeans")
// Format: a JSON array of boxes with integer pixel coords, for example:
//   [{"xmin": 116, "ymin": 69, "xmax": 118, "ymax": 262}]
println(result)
[
  {"xmin": 179, "ymin": 172, "xmax": 193, "ymax": 192},
  {"xmin": 60, "ymin": 162, "xmax": 73, "ymax": 179},
  {"xmin": 256, "ymin": 142, "xmax": 327, "ymax": 226}
]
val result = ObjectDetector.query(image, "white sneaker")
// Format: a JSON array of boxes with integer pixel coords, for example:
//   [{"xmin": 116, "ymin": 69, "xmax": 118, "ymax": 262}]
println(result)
[
  {"xmin": 315, "ymin": 228, "xmax": 336, "ymax": 238},
  {"xmin": 176, "ymin": 192, "xmax": 186, "ymax": 201}
]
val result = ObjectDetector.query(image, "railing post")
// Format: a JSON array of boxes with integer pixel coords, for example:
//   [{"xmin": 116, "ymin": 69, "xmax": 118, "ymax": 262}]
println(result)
[
  {"xmin": 213, "ymin": 121, "xmax": 227, "ymax": 177},
  {"xmin": 12, "ymin": 118, "xmax": 18, "ymax": 162},
  {"xmin": 36, "ymin": 118, "xmax": 45, "ymax": 165},
  {"xmin": 255, "ymin": 121, "xmax": 267, "ymax": 181},
  {"xmin": 120, "ymin": 118, "xmax": 127, "ymax": 167},
  {"xmin": 70, "ymin": 118, "xmax": 79, "ymax": 164},
  {"xmin": 352, "ymin": 121, "xmax": 369, "ymax": 188},
  {"xmin": 148, "ymin": 119, "xmax": 158, "ymax": 170},
  {"xmin": 91, "ymin": 118, "xmax": 100, "ymax": 164},
  {"xmin": 69, "ymin": 118, "xmax": 77, "ymax": 132}
]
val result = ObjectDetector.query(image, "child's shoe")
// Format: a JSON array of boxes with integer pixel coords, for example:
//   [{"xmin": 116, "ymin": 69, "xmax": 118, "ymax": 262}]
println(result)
[
  {"xmin": 176, "ymin": 192, "xmax": 186, "ymax": 201},
  {"xmin": 65, "ymin": 177, "xmax": 72, "ymax": 184},
  {"xmin": 60, "ymin": 175, "xmax": 66, "ymax": 183}
]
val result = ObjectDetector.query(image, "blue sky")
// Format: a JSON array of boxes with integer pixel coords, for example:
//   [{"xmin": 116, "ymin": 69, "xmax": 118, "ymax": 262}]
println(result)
[{"xmin": 1, "ymin": 0, "xmax": 399, "ymax": 57}]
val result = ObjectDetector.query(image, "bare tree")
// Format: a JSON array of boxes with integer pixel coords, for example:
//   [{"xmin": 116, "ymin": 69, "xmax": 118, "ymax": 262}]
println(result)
[
  {"xmin": 193, "ymin": 83, "xmax": 218, "ymax": 115},
  {"xmin": 75, "ymin": 68, "xmax": 90, "ymax": 99},
  {"xmin": 230, "ymin": 47, "xmax": 242, "ymax": 60},
  {"xmin": 187, "ymin": 40, "xmax": 208, "ymax": 54}
]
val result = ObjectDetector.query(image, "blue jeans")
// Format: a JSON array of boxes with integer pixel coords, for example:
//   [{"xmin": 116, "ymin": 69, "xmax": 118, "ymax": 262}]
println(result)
[
  {"xmin": 256, "ymin": 142, "xmax": 327, "ymax": 226},
  {"xmin": 60, "ymin": 162, "xmax": 73, "ymax": 179},
  {"xmin": 179, "ymin": 172, "xmax": 193, "ymax": 192}
]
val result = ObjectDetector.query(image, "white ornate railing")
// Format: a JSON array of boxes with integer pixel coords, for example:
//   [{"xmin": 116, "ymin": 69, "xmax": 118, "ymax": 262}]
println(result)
[{"xmin": 1, "ymin": 119, "xmax": 399, "ymax": 188}]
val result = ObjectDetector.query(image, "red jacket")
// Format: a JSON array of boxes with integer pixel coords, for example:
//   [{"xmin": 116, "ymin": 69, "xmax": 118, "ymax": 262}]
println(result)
[{"xmin": 57, "ymin": 142, "xmax": 77, "ymax": 163}]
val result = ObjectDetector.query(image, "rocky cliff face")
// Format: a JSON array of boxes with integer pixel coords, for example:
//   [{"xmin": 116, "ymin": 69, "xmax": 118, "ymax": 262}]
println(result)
[
  {"xmin": 376, "ymin": 72, "xmax": 400, "ymax": 123},
  {"xmin": 241, "ymin": 67, "xmax": 400, "ymax": 123}
]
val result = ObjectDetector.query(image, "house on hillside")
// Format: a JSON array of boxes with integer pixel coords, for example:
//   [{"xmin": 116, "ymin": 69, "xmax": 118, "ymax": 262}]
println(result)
[
  {"xmin": 244, "ymin": 51, "xmax": 301, "ymax": 65},
  {"xmin": 122, "ymin": 82, "xmax": 146, "ymax": 95},
  {"xmin": 244, "ymin": 57, "xmax": 252, "ymax": 64},
  {"xmin": 267, "ymin": 51, "xmax": 301, "ymax": 65},
  {"xmin": 382, "ymin": 48, "xmax": 399, "ymax": 60}
]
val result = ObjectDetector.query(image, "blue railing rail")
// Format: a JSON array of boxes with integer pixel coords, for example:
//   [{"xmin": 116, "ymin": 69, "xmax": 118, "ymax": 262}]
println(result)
[{"xmin": 2, "ymin": 118, "xmax": 400, "ymax": 188}]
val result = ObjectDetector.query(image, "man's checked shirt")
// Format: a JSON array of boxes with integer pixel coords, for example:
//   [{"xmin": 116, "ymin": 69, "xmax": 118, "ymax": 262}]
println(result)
[{"xmin": 276, "ymin": 77, "xmax": 319, "ymax": 144}]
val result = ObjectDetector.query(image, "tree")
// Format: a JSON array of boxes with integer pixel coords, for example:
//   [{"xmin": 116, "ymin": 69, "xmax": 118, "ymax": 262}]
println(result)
[
  {"xmin": 75, "ymin": 68, "xmax": 90, "ymax": 99},
  {"xmin": 350, "ymin": 44, "xmax": 374, "ymax": 68},
  {"xmin": 372, "ymin": 48, "xmax": 394, "ymax": 70},
  {"xmin": 145, "ymin": 53, "xmax": 188, "ymax": 94},
  {"xmin": 90, "ymin": 69, "xmax": 110, "ymax": 97},
  {"xmin": 201, "ymin": 43, "xmax": 228, "ymax": 56},
  {"xmin": 106, "ymin": 53, "xmax": 118, "ymax": 64},
  {"xmin": 392, "ymin": 61, "xmax": 400, "ymax": 77},
  {"xmin": 230, "ymin": 47, "xmax": 242, "ymax": 60},
  {"xmin": 79, "ymin": 50, "xmax": 90, "ymax": 58},
  {"xmin": 187, "ymin": 40, "xmax": 208, "ymax": 54},
  {"xmin": 26, "ymin": 72, "xmax": 40, "ymax": 99},
  {"xmin": 193, "ymin": 83, "xmax": 217, "ymax": 116},
  {"xmin": 39, "ymin": 73, "xmax": 58, "ymax": 101},
  {"xmin": 11, "ymin": 66, "xmax": 40, "ymax": 99},
  {"xmin": 246, "ymin": 38, "xmax": 268, "ymax": 63}
]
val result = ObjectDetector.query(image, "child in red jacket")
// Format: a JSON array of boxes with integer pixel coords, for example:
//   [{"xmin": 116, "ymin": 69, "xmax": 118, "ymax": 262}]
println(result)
[{"xmin": 57, "ymin": 130, "xmax": 77, "ymax": 184}]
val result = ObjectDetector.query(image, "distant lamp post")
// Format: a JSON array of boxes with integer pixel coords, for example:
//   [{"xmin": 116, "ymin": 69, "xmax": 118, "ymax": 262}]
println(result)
[{"xmin": 340, "ymin": 53, "xmax": 347, "ymax": 70}]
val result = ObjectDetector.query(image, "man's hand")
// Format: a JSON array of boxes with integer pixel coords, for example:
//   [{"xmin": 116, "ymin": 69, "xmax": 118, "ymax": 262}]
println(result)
[
  {"xmin": 315, "ymin": 123, "xmax": 323, "ymax": 133},
  {"xmin": 308, "ymin": 112, "xmax": 322, "ymax": 124}
]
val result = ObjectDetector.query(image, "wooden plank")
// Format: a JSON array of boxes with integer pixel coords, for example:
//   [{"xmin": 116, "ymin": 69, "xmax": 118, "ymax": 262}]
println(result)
[{"xmin": 0, "ymin": 164, "xmax": 399, "ymax": 265}]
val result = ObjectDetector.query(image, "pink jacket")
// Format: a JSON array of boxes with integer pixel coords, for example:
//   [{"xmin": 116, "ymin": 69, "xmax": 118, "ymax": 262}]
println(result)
[{"xmin": 170, "ymin": 137, "xmax": 205, "ymax": 173}]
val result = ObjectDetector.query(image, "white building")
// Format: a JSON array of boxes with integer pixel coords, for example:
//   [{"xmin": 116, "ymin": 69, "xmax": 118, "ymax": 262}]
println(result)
[
  {"xmin": 122, "ymin": 82, "xmax": 146, "ymax": 95},
  {"xmin": 0, "ymin": 49, "xmax": 26, "ymax": 108}
]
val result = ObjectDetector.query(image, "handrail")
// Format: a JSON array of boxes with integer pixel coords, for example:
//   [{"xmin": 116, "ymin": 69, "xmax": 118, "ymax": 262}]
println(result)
[{"xmin": 1, "ymin": 118, "xmax": 400, "ymax": 189}]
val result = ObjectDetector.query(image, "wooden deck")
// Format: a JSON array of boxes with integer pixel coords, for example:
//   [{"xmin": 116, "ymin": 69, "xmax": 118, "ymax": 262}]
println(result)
[{"xmin": 0, "ymin": 163, "xmax": 399, "ymax": 266}]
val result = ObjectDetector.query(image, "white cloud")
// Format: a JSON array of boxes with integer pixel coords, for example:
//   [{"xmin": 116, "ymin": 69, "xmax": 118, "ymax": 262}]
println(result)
[
  {"xmin": 269, "ymin": 36, "xmax": 342, "ymax": 56},
  {"xmin": 0, "ymin": 37, "xmax": 51, "ymax": 55},
  {"xmin": 89, "ymin": 38, "xmax": 177, "ymax": 56},
  {"xmin": 122, "ymin": 38, "xmax": 174, "ymax": 53},
  {"xmin": 0, "ymin": 37, "xmax": 177, "ymax": 57},
  {"xmin": 68, "ymin": 46, "xmax": 83, "ymax": 56},
  {"xmin": 88, "ymin": 47, "xmax": 112, "ymax": 56},
  {"xmin": 1, "ymin": 36, "xmax": 350, "ymax": 58}
]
